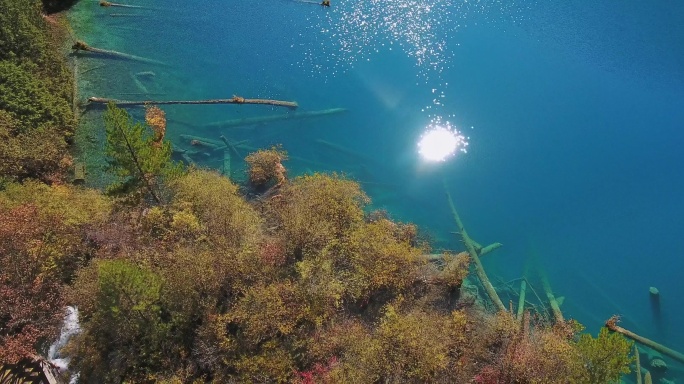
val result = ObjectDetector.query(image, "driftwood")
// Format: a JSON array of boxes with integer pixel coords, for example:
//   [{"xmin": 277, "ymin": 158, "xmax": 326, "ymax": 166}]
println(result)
[
  {"xmin": 444, "ymin": 183, "xmax": 506, "ymax": 312},
  {"xmin": 204, "ymin": 107, "xmax": 346, "ymax": 129},
  {"xmin": 605, "ymin": 316, "xmax": 684, "ymax": 365},
  {"xmin": 87, "ymin": 95, "xmax": 298, "ymax": 110},
  {"xmin": 295, "ymin": 0, "xmax": 330, "ymax": 5},
  {"xmin": 72, "ymin": 41, "xmax": 167, "ymax": 66}
]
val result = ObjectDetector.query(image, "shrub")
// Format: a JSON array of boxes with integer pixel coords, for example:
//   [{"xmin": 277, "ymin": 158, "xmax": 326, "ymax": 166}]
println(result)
[
  {"xmin": 274, "ymin": 173, "xmax": 369, "ymax": 254},
  {"xmin": 0, "ymin": 204, "xmax": 65, "ymax": 363},
  {"xmin": 575, "ymin": 327, "xmax": 633, "ymax": 383},
  {"xmin": 245, "ymin": 146, "xmax": 287, "ymax": 187},
  {"xmin": 0, "ymin": 110, "xmax": 71, "ymax": 182},
  {"xmin": 170, "ymin": 169, "xmax": 262, "ymax": 249},
  {"xmin": 68, "ymin": 259, "xmax": 170, "ymax": 383},
  {"xmin": 0, "ymin": 61, "xmax": 73, "ymax": 135}
]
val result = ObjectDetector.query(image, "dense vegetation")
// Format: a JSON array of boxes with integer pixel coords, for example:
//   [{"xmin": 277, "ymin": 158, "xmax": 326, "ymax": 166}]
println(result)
[
  {"xmin": 0, "ymin": 1, "xmax": 636, "ymax": 383},
  {"xmin": 0, "ymin": 0, "xmax": 76, "ymax": 183}
]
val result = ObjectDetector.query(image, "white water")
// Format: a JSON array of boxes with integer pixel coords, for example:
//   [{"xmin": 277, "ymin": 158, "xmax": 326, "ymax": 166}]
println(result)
[{"xmin": 48, "ymin": 306, "xmax": 81, "ymax": 383}]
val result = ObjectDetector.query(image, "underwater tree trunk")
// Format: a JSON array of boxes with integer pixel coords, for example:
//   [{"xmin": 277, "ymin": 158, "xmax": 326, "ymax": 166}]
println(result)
[
  {"xmin": 605, "ymin": 316, "xmax": 684, "ymax": 365},
  {"xmin": 635, "ymin": 345, "xmax": 643, "ymax": 384},
  {"xmin": 72, "ymin": 55, "xmax": 79, "ymax": 122},
  {"xmin": 222, "ymin": 149, "xmax": 231, "ymax": 177},
  {"xmin": 644, "ymin": 371, "xmax": 652, "ymax": 384},
  {"xmin": 72, "ymin": 41, "xmax": 167, "ymax": 66},
  {"xmin": 220, "ymin": 136, "xmax": 242, "ymax": 162},
  {"xmin": 204, "ymin": 108, "xmax": 347, "ymax": 129},
  {"xmin": 179, "ymin": 134, "xmax": 224, "ymax": 149},
  {"xmin": 444, "ymin": 184, "xmax": 506, "ymax": 312},
  {"xmin": 541, "ymin": 274, "xmax": 564, "ymax": 323},
  {"xmin": 100, "ymin": 1, "xmax": 144, "ymax": 8},
  {"xmin": 517, "ymin": 280, "xmax": 527, "ymax": 321},
  {"xmin": 87, "ymin": 96, "xmax": 298, "ymax": 110}
]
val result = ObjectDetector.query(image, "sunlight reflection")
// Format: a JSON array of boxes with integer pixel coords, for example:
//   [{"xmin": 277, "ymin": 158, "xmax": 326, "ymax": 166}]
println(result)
[{"xmin": 418, "ymin": 120, "xmax": 468, "ymax": 162}]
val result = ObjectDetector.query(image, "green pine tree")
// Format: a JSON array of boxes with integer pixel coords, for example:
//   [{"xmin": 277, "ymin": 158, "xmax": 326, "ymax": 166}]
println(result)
[{"xmin": 103, "ymin": 102, "xmax": 182, "ymax": 203}]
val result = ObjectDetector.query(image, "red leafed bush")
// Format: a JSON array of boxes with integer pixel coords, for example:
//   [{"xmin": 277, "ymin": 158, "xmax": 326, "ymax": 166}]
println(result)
[{"xmin": 0, "ymin": 204, "xmax": 65, "ymax": 363}]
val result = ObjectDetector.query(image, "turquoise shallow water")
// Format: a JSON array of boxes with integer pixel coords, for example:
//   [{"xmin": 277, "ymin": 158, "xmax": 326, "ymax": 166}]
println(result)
[{"xmin": 69, "ymin": 0, "xmax": 684, "ymax": 378}]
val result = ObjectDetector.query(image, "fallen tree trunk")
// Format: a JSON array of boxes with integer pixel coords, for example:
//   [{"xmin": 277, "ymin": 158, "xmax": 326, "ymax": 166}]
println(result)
[
  {"xmin": 220, "ymin": 135, "xmax": 242, "ymax": 162},
  {"xmin": 100, "ymin": 1, "xmax": 144, "ymax": 8},
  {"xmin": 72, "ymin": 41, "xmax": 167, "ymax": 66},
  {"xmin": 87, "ymin": 95, "xmax": 298, "ymax": 110},
  {"xmin": 517, "ymin": 280, "xmax": 527, "ymax": 321},
  {"xmin": 179, "ymin": 134, "xmax": 224, "ymax": 148},
  {"xmin": 315, "ymin": 139, "xmax": 367, "ymax": 162},
  {"xmin": 541, "ymin": 273, "xmax": 564, "ymax": 323},
  {"xmin": 204, "ymin": 107, "xmax": 346, "ymax": 129},
  {"xmin": 444, "ymin": 183, "xmax": 506, "ymax": 312},
  {"xmin": 605, "ymin": 316, "xmax": 684, "ymax": 365},
  {"xmin": 635, "ymin": 345, "xmax": 643, "ymax": 384}
]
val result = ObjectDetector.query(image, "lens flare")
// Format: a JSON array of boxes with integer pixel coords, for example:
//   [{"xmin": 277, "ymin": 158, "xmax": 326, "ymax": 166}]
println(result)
[{"xmin": 418, "ymin": 123, "xmax": 467, "ymax": 162}]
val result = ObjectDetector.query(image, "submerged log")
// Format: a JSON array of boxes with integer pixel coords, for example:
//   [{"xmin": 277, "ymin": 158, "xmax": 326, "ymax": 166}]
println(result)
[
  {"xmin": 480, "ymin": 242, "xmax": 503, "ymax": 257},
  {"xmin": 315, "ymin": 139, "xmax": 367, "ymax": 162},
  {"xmin": 220, "ymin": 135, "xmax": 242, "ymax": 162},
  {"xmin": 444, "ymin": 183, "xmax": 506, "ymax": 312},
  {"xmin": 605, "ymin": 316, "xmax": 684, "ymax": 365},
  {"xmin": 179, "ymin": 134, "xmax": 224, "ymax": 148},
  {"xmin": 204, "ymin": 107, "xmax": 346, "ymax": 129},
  {"xmin": 71, "ymin": 41, "xmax": 167, "ymax": 66},
  {"xmin": 635, "ymin": 345, "xmax": 643, "ymax": 384},
  {"xmin": 222, "ymin": 149, "xmax": 231, "ymax": 176},
  {"xmin": 72, "ymin": 55, "xmax": 79, "ymax": 121},
  {"xmin": 100, "ymin": 1, "xmax": 144, "ymax": 8},
  {"xmin": 87, "ymin": 95, "xmax": 298, "ymax": 109},
  {"xmin": 517, "ymin": 280, "xmax": 527, "ymax": 321},
  {"xmin": 540, "ymin": 273, "xmax": 564, "ymax": 323}
]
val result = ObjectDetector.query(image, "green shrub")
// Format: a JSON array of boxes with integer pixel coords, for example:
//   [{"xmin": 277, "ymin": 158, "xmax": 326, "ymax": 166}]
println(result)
[
  {"xmin": 68, "ymin": 259, "xmax": 170, "ymax": 383},
  {"xmin": 0, "ymin": 61, "xmax": 73, "ymax": 135},
  {"xmin": 575, "ymin": 327, "xmax": 633, "ymax": 383}
]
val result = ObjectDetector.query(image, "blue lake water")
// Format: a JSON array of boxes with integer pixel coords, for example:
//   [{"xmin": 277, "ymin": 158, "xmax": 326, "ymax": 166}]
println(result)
[{"xmin": 69, "ymin": 0, "xmax": 684, "ymax": 377}]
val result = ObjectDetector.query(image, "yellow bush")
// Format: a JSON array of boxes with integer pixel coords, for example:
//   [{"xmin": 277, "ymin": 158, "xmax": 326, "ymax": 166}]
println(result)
[
  {"xmin": 274, "ymin": 173, "xmax": 369, "ymax": 254},
  {"xmin": 345, "ymin": 219, "xmax": 424, "ymax": 298},
  {"xmin": 170, "ymin": 209, "xmax": 202, "ymax": 234},
  {"xmin": 171, "ymin": 169, "xmax": 262, "ymax": 248},
  {"xmin": 0, "ymin": 180, "xmax": 111, "ymax": 225}
]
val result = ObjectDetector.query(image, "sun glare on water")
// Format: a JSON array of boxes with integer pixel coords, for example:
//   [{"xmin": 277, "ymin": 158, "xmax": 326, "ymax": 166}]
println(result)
[{"xmin": 418, "ymin": 123, "xmax": 468, "ymax": 162}]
